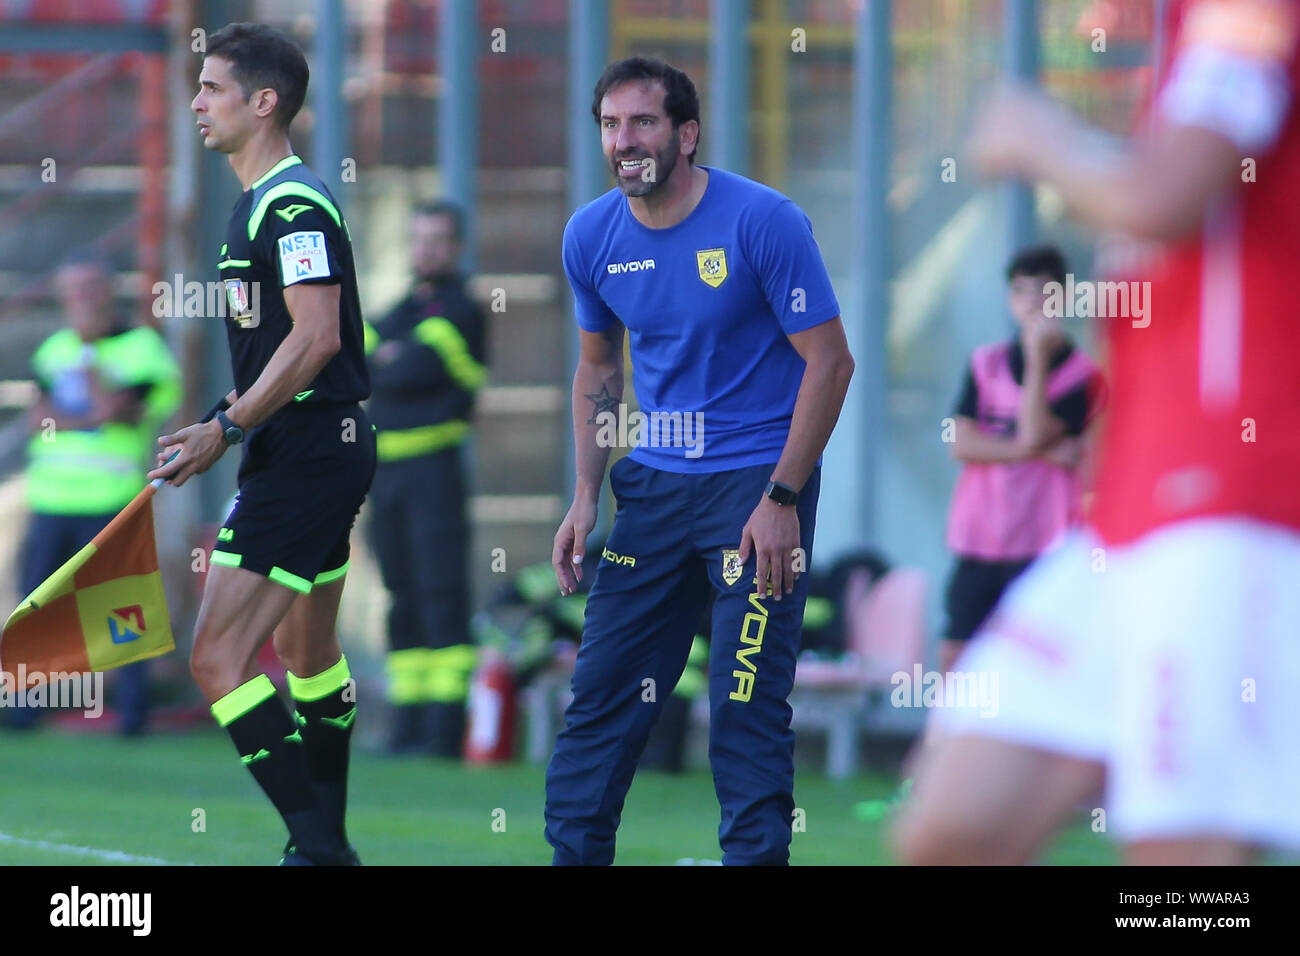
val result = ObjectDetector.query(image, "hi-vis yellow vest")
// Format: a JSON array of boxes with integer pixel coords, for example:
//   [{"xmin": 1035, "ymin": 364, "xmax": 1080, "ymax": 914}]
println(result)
[{"xmin": 27, "ymin": 327, "xmax": 181, "ymax": 515}]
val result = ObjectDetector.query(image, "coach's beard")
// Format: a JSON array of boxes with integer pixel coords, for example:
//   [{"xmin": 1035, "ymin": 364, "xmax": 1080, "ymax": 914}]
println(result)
[{"xmin": 612, "ymin": 142, "xmax": 678, "ymax": 198}]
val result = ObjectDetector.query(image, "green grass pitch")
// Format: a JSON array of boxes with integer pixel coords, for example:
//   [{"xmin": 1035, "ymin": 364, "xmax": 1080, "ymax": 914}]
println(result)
[{"xmin": 0, "ymin": 729, "xmax": 1117, "ymax": 865}]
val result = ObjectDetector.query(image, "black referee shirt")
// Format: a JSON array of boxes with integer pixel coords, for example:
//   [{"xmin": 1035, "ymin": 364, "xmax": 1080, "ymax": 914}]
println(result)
[{"xmin": 218, "ymin": 155, "xmax": 370, "ymax": 406}]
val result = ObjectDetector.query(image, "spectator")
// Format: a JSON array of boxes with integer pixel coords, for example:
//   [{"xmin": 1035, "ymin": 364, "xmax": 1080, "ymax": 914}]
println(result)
[
  {"xmin": 941, "ymin": 245, "xmax": 1104, "ymax": 674},
  {"xmin": 5, "ymin": 248, "xmax": 180, "ymax": 734}
]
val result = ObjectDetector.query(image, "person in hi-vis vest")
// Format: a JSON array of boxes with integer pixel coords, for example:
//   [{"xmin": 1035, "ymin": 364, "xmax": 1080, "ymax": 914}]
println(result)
[{"xmin": 6, "ymin": 248, "xmax": 180, "ymax": 734}]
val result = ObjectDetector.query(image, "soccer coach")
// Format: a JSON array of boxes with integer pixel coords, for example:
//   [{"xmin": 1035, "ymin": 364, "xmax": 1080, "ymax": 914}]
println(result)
[{"xmin": 546, "ymin": 56, "xmax": 854, "ymax": 866}]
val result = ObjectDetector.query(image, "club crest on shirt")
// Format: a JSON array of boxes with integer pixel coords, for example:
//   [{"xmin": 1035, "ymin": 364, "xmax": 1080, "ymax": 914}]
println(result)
[
  {"xmin": 696, "ymin": 248, "xmax": 728, "ymax": 288},
  {"xmin": 721, "ymin": 548, "xmax": 744, "ymax": 587}
]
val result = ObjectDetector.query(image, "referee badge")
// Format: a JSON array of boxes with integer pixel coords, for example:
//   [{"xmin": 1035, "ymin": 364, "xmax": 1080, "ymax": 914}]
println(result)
[
  {"xmin": 696, "ymin": 248, "xmax": 728, "ymax": 288},
  {"xmin": 721, "ymin": 548, "xmax": 744, "ymax": 587},
  {"xmin": 224, "ymin": 278, "xmax": 259, "ymax": 329}
]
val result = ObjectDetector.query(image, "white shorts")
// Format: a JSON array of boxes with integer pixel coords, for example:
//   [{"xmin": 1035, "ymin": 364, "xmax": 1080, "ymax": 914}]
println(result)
[{"xmin": 938, "ymin": 517, "xmax": 1300, "ymax": 849}]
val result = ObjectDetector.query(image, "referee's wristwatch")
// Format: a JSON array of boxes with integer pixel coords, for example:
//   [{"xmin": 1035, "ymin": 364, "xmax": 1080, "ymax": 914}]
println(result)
[
  {"xmin": 764, "ymin": 479, "xmax": 799, "ymax": 507},
  {"xmin": 215, "ymin": 409, "xmax": 245, "ymax": 445}
]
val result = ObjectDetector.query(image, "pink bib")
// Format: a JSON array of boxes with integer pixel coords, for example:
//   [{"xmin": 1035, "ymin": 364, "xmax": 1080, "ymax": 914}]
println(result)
[{"xmin": 947, "ymin": 342, "xmax": 1098, "ymax": 560}]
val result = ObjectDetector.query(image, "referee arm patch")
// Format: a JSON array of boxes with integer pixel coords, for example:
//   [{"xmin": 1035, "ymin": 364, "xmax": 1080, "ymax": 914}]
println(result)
[{"xmin": 278, "ymin": 230, "xmax": 333, "ymax": 286}]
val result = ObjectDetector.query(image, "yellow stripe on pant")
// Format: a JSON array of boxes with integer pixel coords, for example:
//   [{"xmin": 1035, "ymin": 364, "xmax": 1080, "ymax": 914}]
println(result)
[{"xmin": 386, "ymin": 645, "xmax": 478, "ymax": 705}]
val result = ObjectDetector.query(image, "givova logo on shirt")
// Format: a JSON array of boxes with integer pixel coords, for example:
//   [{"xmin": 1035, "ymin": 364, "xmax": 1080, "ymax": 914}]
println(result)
[{"xmin": 606, "ymin": 258, "xmax": 656, "ymax": 274}]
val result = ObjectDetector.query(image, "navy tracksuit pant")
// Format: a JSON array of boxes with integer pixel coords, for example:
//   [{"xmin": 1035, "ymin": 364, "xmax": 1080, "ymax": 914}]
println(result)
[{"xmin": 544, "ymin": 457, "xmax": 820, "ymax": 865}]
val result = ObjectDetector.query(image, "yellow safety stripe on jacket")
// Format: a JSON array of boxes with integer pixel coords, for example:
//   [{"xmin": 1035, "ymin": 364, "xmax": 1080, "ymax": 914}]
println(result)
[
  {"xmin": 412, "ymin": 316, "xmax": 486, "ymax": 391},
  {"xmin": 375, "ymin": 420, "xmax": 470, "ymax": 462}
]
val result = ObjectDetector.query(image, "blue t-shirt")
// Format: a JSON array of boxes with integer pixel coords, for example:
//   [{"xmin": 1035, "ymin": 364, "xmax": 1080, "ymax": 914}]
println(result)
[{"xmin": 562, "ymin": 166, "xmax": 840, "ymax": 473}]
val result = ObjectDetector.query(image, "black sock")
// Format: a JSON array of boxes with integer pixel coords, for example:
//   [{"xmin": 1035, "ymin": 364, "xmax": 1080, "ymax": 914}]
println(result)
[
  {"xmin": 288, "ymin": 656, "xmax": 355, "ymax": 845},
  {"xmin": 212, "ymin": 674, "xmax": 341, "ymax": 862}
]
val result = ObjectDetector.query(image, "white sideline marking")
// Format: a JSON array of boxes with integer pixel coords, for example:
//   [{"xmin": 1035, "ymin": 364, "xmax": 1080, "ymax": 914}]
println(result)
[{"xmin": 0, "ymin": 830, "xmax": 187, "ymax": 865}]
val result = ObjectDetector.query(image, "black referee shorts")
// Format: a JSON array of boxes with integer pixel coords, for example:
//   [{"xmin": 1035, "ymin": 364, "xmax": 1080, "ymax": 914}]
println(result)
[
  {"xmin": 942, "ymin": 555, "xmax": 1034, "ymax": 643},
  {"xmin": 211, "ymin": 402, "xmax": 377, "ymax": 594}
]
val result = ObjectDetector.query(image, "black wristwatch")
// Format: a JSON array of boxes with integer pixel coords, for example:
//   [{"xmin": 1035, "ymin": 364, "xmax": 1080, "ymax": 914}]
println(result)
[
  {"xmin": 764, "ymin": 480, "xmax": 799, "ymax": 507},
  {"xmin": 215, "ymin": 409, "xmax": 245, "ymax": 445}
]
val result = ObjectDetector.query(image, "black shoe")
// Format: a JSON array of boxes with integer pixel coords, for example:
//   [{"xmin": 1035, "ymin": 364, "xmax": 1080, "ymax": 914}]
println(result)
[{"xmin": 279, "ymin": 842, "xmax": 361, "ymax": 866}]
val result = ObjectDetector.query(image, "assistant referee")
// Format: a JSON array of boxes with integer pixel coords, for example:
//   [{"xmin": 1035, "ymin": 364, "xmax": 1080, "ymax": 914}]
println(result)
[
  {"xmin": 546, "ymin": 57, "xmax": 854, "ymax": 865},
  {"xmin": 149, "ymin": 23, "xmax": 375, "ymax": 866}
]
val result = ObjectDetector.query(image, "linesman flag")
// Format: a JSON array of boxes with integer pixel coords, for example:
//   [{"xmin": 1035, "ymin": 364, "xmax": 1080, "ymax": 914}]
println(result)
[{"xmin": 1, "ymin": 483, "xmax": 174, "ymax": 686}]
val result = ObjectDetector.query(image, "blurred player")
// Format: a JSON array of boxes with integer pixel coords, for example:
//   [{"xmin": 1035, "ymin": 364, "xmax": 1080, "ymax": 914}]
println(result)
[
  {"xmin": 149, "ymin": 23, "xmax": 375, "ymax": 865},
  {"xmin": 546, "ymin": 56, "xmax": 853, "ymax": 865},
  {"xmin": 896, "ymin": 0, "xmax": 1300, "ymax": 865}
]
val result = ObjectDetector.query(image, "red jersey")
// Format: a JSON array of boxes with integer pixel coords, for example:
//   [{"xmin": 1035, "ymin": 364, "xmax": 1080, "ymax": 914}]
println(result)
[{"xmin": 1089, "ymin": 0, "xmax": 1300, "ymax": 545}]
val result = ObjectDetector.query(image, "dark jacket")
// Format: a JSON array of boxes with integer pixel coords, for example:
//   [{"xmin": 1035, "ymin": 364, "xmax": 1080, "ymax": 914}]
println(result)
[{"xmin": 366, "ymin": 274, "xmax": 488, "ymax": 437}]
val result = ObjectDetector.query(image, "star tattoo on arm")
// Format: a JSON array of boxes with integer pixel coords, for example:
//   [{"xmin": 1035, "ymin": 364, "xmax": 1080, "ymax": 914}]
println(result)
[{"xmin": 585, "ymin": 384, "xmax": 620, "ymax": 424}]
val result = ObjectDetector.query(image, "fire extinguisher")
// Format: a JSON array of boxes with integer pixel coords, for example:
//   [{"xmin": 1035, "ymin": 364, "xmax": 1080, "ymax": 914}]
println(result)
[{"xmin": 464, "ymin": 648, "xmax": 517, "ymax": 763}]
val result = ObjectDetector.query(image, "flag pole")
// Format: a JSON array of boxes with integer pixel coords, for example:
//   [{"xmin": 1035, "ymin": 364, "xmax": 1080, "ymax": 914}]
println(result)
[{"xmin": 149, "ymin": 449, "xmax": 182, "ymax": 490}]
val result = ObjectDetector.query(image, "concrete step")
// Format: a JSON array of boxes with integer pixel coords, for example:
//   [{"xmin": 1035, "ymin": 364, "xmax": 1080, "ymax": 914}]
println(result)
[
  {"xmin": 473, "ymin": 397, "xmax": 565, "ymax": 496},
  {"xmin": 477, "ymin": 295, "xmax": 566, "ymax": 387},
  {"xmin": 475, "ymin": 168, "xmax": 569, "ymax": 274}
]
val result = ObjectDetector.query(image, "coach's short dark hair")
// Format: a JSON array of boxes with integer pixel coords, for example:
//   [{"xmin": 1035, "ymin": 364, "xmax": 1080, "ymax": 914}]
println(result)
[
  {"xmin": 206, "ymin": 23, "xmax": 309, "ymax": 132},
  {"xmin": 1006, "ymin": 244, "xmax": 1067, "ymax": 287},
  {"xmin": 591, "ymin": 56, "xmax": 701, "ymax": 163},
  {"xmin": 414, "ymin": 199, "xmax": 465, "ymax": 241}
]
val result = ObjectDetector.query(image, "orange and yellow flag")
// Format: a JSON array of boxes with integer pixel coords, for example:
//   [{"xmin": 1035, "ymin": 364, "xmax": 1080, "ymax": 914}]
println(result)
[{"xmin": 1, "ymin": 484, "xmax": 174, "ymax": 685}]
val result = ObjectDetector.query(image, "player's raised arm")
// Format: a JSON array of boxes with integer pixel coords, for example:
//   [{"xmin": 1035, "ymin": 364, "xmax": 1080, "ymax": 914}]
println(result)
[
  {"xmin": 553, "ymin": 321, "xmax": 625, "ymax": 596},
  {"xmin": 970, "ymin": 86, "xmax": 1242, "ymax": 241},
  {"xmin": 969, "ymin": 0, "xmax": 1296, "ymax": 242}
]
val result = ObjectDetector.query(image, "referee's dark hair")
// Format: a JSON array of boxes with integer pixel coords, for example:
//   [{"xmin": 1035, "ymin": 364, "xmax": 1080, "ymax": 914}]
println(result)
[
  {"xmin": 1006, "ymin": 244, "xmax": 1068, "ymax": 287},
  {"xmin": 414, "ymin": 199, "xmax": 465, "ymax": 241},
  {"xmin": 591, "ymin": 56, "xmax": 702, "ymax": 163},
  {"xmin": 206, "ymin": 23, "xmax": 309, "ymax": 132}
]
